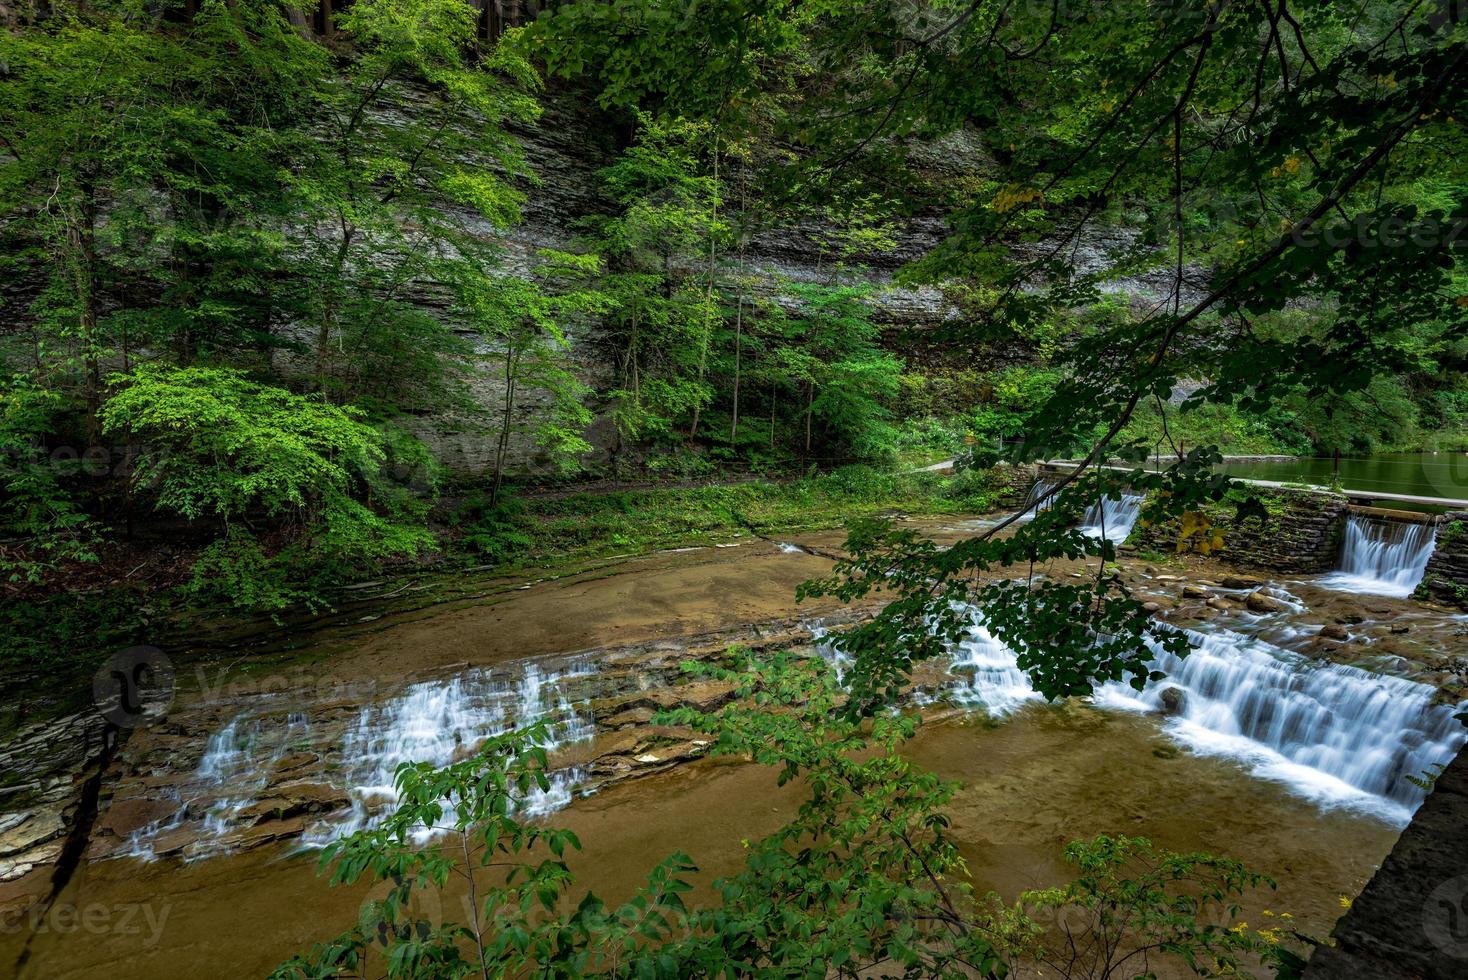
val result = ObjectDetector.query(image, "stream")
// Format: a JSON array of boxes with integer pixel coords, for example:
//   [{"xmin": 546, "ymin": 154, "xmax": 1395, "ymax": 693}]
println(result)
[{"xmin": 2, "ymin": 513, "xmax": 1466, "ymax": 978}]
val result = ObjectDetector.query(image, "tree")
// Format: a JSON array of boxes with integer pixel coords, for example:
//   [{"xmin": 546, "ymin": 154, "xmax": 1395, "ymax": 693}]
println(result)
[
  {"xmin": 281, "ymin": 0, "xmax": 539, "ymax": 409},
  {"xmin": 99, "ymin": 366, "xmax": 431, "ymax": 609},
  {"xmin": 583, "ymin": 116, "xmax": 726, "ymax": 458},
  {"xmin": 452, "ymin": 250, "xmax": 601, "ymax": 504},
  {"xmin": 0, "ymin": 0, "xmax": 315, "ymax": 441},
  {"xmin": 277, "ymin": 652, "xmax": 1296, "ymax": 979}
]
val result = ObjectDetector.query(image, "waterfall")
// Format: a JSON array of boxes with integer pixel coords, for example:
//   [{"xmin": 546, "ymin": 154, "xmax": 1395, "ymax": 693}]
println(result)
[
  {"xmin": 305, "ymin": 662, "xmax": 595, "ymax": 845},
  {"xmin": 1095, "ymin": 628, "xmax": 1464, "ymax": 824},
  {"xmin": 1078, "ymin": 492, "xmax": 1145, "ymax": 543},
  {"xmin": 1015, "ymin": 478, "xmax": 1060, "ymax": 522},
  {"xmin": 949, "ymin": 616, "xmax": 1043, "ymax": 716},
  {"xmin": 1318, "ymin": 515, "xmax": 1438, "ymax": 598},
  {"xmin": 121, "ymin": 658, "xmax": 598, "ymax": 860},
  {"xmin": 942, "ymin": 610, "xmax": 1463, "ymax": 825}
]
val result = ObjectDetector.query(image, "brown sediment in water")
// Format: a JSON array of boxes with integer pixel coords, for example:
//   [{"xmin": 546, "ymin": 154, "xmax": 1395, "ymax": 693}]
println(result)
[
  {"xmin": 2, "ymin": 513, "xmax": 1458, "ymax": 977},
  {"xmin": 0, "ymin": 706, "xmax": 1397, "ymax": 979}
]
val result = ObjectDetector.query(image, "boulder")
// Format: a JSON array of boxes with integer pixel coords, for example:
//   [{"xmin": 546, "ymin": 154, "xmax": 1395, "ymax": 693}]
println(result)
[
  {"xmin": 1222, "ymin": 575, "xmax": 1265, "ymax": 589},
  {"xmin": 1319, "ymin": 623, "xmax": 1351, "ymax": 641},
  {"xmin": 1245, "ymin": 590, "xmax": 1285, "ymax": 613},
  {"xmin": 1182, "ymin": 585, "xmax": 1213, "ymax": 600},
  {"xmin": 1159, "ymin": 687, "xmax": 1186, "ymax": 716}
]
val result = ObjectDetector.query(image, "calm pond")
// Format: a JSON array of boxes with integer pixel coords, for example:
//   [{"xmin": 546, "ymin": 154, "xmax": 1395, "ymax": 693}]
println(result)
[{"xmin": 1133, "ymin": 452, "xmax": 1468, "ymax": 503}]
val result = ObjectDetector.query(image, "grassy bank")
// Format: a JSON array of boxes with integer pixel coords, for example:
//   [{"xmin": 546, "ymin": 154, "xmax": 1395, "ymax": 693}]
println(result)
[{"xmin": 2, "ymin": 467, "xmax": 998, "ymax": 675}]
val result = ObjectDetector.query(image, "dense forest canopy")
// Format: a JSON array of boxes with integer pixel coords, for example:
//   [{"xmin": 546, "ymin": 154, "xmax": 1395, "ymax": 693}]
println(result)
[
  {"xmin": 3, "ymin": 0, "xmax": 1461, "ymax": 651},
  {"xmin": 2, "ymin": 1, "xmax": 1466, "ymax": 977}
]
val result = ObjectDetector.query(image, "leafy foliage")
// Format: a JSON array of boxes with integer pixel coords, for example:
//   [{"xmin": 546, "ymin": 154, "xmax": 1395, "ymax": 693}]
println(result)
[
  {"xmin": 100, "ymin": 366, "xmax": 430, "ymax": 608},
  {"xmin": 279, "ymin": 652, "xmax": 1297, "ymax": 979}
]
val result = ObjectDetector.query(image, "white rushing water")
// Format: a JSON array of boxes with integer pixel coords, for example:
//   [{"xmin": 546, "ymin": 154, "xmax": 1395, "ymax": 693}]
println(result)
[
  {"xmin": 1015, "ymin": 478, "xmax": 1060, "ymax": 521},
  {"xmin": 1078, "ymin": 492, "xmax": 1146, "ymax": 544},
  {"xmin": 124, "ymin": 659, "xmax": 597, "ymax": 860},
  {"xmin": 944, "ymin": 612, "xmax": 1463, "ymax": 825},
  {"xmin": 1317, "ymin": 515, "xmax": 1438, "ymax": 598},
  {"xmin": 302, "ymin": 662, "xmax": 595, "ymax": 846}
]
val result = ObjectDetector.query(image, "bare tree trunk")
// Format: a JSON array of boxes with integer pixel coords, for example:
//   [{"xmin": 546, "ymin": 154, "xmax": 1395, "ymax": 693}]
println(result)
[
  {"xmin": 688, "ymin": 141, "xmax": 718, "ymax": 440},
  {"xmin": 314, "ymin": 217, "xmax": 354, "ymax": 393},
  {"xmin": 769, "ymin": 379, "xmax": 776, "ymax": 449},
  {"xmin": 730, "ymin": 169, "xmax": 746, "ymax": 444},
  {"xmin": 730, "ymin": 297, "xmax": 742, "ymax": 442},
  {"xmin": 69, "ymin": 180, "xmax": 102, "ymax": 446},
  {"xmin": 318, "ymin": 0, "xmax": 333, "ymax": 37},
  {"xmin": 491, "ymin": 348, "xmax": 520, "ymax": 506},
  {"xmin": 804, "ymin": 381, "xmax": 814, "ymax": 455},
  {"xmin": 285, "ymin": 4, "xmax": 313, "ymax": 38}
]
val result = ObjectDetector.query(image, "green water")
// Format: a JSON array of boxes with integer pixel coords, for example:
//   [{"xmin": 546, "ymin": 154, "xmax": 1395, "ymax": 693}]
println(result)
[{"xmin": 1208, "ymin": 452, "xmax": 1468, "ymax": 502}]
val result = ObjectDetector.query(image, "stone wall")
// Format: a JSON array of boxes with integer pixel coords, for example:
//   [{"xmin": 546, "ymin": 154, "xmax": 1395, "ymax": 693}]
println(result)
[
  {"xmin": 1129, "ymin": 487, "xmax": 1349, "ymax": 573},
  {"xmin": 990, "ymin": 464, "xmax": 1042, "ymax": 510},
  {"xmin": 1304, "ymin": 742, "xmax": 1468, "ymax": 979},
  {"xmin": 1418, "ymin": 511, "xmax": 1468, "ymax": 610}
]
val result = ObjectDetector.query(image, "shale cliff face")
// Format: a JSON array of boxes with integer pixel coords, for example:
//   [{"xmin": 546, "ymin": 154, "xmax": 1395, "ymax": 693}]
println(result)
[
  {"xmin": 0, "ymin": 80, "xmax": 1204, "ymax": 480},
  {"xmin": 1304, "ymin": 742, "xmax": 1468, "ymax": 980},
  {"xmin": 397, "ymin": 94, "xmax": 1207, "ymax": 478}
]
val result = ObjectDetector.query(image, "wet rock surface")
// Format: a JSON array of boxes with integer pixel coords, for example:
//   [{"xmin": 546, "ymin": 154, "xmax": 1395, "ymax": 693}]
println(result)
[{"xmin": 1304, "ymin": 742, "xmax": 1468, "ymax": 979}]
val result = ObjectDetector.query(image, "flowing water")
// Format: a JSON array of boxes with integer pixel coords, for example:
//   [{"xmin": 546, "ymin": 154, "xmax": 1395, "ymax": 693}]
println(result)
[
  {"xmin": 941, "ymin": 609, "xmax": 1463, "ymax": 825},
  {"xmin": 3, "ymin": 526, "xmax": 1462, "ymax": 978},
  {"xmin": 1318, "ymin": 514, "xmax": 1439, "ymax": 598},
  {"xmin": 1078, "ymin": 491, "xmax": 1146, "ymax": 543},
  {"xmin": 1015, "ymin": 477, "xmax": 1060, "ymax": 520}
]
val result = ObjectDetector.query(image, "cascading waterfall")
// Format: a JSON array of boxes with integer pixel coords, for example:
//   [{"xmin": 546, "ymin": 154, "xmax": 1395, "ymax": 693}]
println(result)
[
  {"xmin": 1318, "ymin": 515, "xmax": 1438, "ymax": 598},
  {"xmin": 124, "ymin": 659, "xmax": 597, "ymax": 860},
  {"xmin": 303, "ymin": 662, "xmax": 595, "ymax": 845},
  {"xmin": 1078, "ymin": 492, "xmax": 1145, "ymax": 543},
  {"xmin": 1015, "ymin": 478, "xmax": 1061, "ymax": 521},
  {"xmin": 1095, "ymin": 628, "xmax": 1464, "ymax": 823},
  {"xmin": 125, "ymin": 712, "xmax": 313, "ymax": 861},
  {"xmin": 948, "ymin": 614, "xmax": 1042, "ymax": 716},
  {"xmin": 941, "ymin": 609, "xmax": 1463, "ymax": 825}
]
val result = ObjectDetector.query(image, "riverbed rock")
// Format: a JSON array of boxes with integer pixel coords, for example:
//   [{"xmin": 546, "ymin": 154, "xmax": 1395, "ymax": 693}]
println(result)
[
  {"xmin": 1222, "ymin": 575, "xmax": 1266, "ymax": 589},
  {"xmin": 1159, "ymin": 687, "xmax": 1186, "ymax": 716},
  {"xmin": 1319, "ymin": 624, "xmax": 1351, "ymax": 641},
  {"xmin": 1245, "ymin": 590, "xmax": 1286, "ymax": 613},
  {"xmin": 239, "ymin": 783, "xmax": 350, "ymax": 824},
  {"xmin": 1206, "ymin": 597, "xmax": 1236, "ymax": 611},
  {"xmin": 1182, "ymin": 585, "xmax": 1214, "ymax": 600}
]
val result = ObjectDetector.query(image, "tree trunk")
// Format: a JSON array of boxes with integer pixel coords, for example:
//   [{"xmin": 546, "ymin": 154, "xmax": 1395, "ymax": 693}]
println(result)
[
  {"xmin": 769, "ymin": 380, "xmax": 777, "ymax": 448},
  {"xmin": 315, "ymin": 219, "xmax": 355, "ymax": 393},
  {"xmin": 730, "ymin": 298, "xmax": 742, "ymax": 442},
  {"xmin": 285, "ymin": 5, "xmax": 313, "ymax": 38},
  {"xmin": 688, "ymin": 141, "xmax": 718, "ymax": 441},
  {"xmin": 730, "ymin": 169, "xmax": 746, "ymax": 444},
  {"xmin": 491, "ymin": 349, "xmax": 520, "ymax": 506},
  {"xmin": 804, "ymin": 381, "xmax": 814, "ymax": 455},
  {"xmin": 319, "ymin": 0, "xmax": 333, "ymax": 38},
  {"xmin": 69, "ymin": 180, "xmax": 102, "ymax": 446}
]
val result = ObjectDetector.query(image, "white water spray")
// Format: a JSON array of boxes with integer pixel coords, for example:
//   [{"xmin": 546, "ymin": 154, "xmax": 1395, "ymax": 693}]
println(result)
[
  {"xmin": 1078, "ymin": 492, "xmax": 1146, "ymax": 544},
  {"xmin": 1318, "ymin": 515, "xmax": 1438, "ymax": 598},
  {"xmin": 943, "ymin": 611, "xmax": 1462, "ymax": 825}
]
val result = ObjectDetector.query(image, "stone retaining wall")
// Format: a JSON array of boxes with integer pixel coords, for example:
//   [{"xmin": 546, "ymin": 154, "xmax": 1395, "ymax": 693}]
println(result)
[
  {"xmin": 1303, "ymin": 742, "xmax": 1468, "ymax": 979},
  {"xmin": 990, "ymin": 464, "xmax": 1041, "ymax": 510},
  {"xmin": 1417, "ymin": 511, "xmax": 1468, "ymax": 610},
  {"xmin": 1126, "ymin": 487, "xmax": 1350, "ymax": 573}
]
